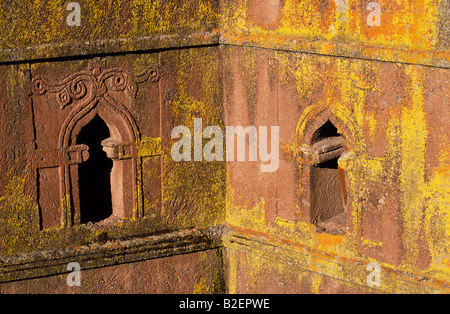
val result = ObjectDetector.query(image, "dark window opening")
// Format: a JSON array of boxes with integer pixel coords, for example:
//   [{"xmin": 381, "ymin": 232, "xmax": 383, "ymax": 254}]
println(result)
[
  {"xmin": 310, "ymin": 120, "xmax": 347, "ymax": 234},
  {"xmin": 77, "ymin": 115, "xmax": 113, "ymax": 224},
  {"xmin": 311, "ymin": 120, "xmax": 340, "ymax": 144}
]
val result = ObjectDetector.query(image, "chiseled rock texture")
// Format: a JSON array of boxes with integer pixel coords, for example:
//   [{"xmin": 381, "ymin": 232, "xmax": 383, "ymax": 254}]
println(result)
[{"xmin": 0, "ymin": 0, "xmax": 448, "ymax": 293}]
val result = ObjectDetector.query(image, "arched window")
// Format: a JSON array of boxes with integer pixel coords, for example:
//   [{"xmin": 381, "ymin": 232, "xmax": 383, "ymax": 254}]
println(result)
[
  {"xmin": 76, "ymin": 114, "xmax": 113, "ymax": 224},
  {"xmin": 309, "ymin": 120, "xmax": 347, "ymax": 234}
]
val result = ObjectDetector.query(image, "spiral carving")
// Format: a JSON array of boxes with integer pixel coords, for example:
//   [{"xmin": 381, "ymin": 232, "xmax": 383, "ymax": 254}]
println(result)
[
  {"xmin": 68, "ymin": 75, "xmax": 90, "ymax": 100},
  {"xmin": 31, "ymin": 58, "xmax": 160, "ymax": 110}
]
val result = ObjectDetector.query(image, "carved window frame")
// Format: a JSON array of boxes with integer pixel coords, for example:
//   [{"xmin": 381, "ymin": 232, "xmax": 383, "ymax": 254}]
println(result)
[
  {"xmin": 294, "ymin": 106, "xmax": 357, "ymax": 234},
  {"xmin": 31, "ymin": 58, "xmax": 161, "ymax": 228}
]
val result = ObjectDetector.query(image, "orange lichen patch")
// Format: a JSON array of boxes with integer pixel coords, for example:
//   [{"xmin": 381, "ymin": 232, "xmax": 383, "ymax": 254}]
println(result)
[
  {"xmin": 219, "ymin": 0, "xmax": 449, "ymax": 67},
  {"xmin": 433, "ymin": 164, "xmax": 450, "ymax": 176},
  {"xmin": 316, "ymin": 232, "xmax": 345, "ymax": 250}
]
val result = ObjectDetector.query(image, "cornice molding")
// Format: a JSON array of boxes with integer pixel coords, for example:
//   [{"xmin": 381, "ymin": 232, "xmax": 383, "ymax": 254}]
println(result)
[{"xmin": 0, "ymin": 226, "xmax": 224, "ymax": 283}]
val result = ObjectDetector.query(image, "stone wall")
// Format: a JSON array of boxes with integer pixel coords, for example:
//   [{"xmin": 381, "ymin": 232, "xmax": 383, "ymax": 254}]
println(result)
[{"xmin": 0, "ymin": 0, "xmax": 448, "ymax": 294}]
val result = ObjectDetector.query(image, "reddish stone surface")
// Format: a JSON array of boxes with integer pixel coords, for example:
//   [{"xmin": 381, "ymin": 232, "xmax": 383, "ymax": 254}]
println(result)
[
  {"xmin": 0, "ymin": 249, "xmax": 224, "ymax": 294},
  {"xmin": 0, "ymin": 0, "xmax": 448, "ymax": 295}
]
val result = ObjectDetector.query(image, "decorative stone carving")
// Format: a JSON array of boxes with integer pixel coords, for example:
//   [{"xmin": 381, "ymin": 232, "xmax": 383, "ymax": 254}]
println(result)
[
  {"xmin": 31, "ymin": 57, "xmax": 160, "ymax": 109},
  {"xmin": 30, "ymin": 57, "xmax": 162, "ymax": 228}
]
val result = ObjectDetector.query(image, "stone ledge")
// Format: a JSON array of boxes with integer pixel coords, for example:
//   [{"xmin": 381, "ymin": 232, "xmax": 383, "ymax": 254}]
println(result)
[
  {"xmin": 2, "ymin": 28, "xmax": 448, "ymax": 69},
  {"xmin": 219, "ymin": 30, "xmax": 450, "ymax": 69},
  {"xmin": 0, "ymin": 31, "xmax": 221, "ymax": 64},
  {"xmin": 0, "ymin": 225, "xmax": 224, "ymax": 283},
  {"xmin": 224, "ymin": 224, "xmax": 450, "ymax": 294}
]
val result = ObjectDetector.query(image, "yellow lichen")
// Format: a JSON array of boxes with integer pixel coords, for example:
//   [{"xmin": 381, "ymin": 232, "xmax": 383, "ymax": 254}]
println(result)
[{"xmin": 0, "ymin": 172, "xmax": 39, "ymax": 255}]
